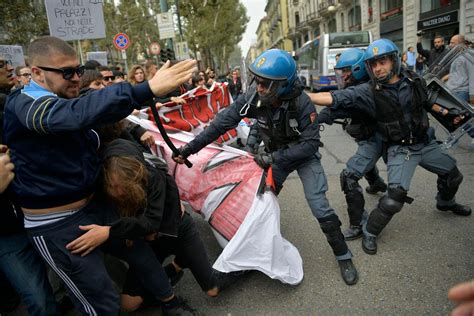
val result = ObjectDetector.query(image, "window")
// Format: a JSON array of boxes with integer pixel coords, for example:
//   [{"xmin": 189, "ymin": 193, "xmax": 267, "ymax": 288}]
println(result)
[
  {"xmin": 348, "ymin": 6, "xmax": 361, "ymax": 30},
  {"xmin": 420, "ymin": 0, "xmax": 459, "ymax": 13},
  {"xmin": 341, "ymin": 13, "xmax": 345, "ymax": 32},
  {"xmin": 295, "ymin": 12, "xmax": 300, "ymax": 26},
  {"xmin": 328, "ymin": 19, "xmax": 337, "ymax": 33},
  {"xmin": 380, "ymin": 0, "xmax": 402, "ymax": 13}
]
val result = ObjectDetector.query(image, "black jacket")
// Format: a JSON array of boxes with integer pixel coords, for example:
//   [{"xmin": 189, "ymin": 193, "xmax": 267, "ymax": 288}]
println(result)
[
  {"xmin": 417, "ymin": 42, "xmax": 446, "ymax": 66},
  {"xmin": 0, "ymin": 88, "xmax": 23, "ymax": 236},
  {"xmin": 102, "ymin": 139, "xmax": 181, "ymax": 240}
]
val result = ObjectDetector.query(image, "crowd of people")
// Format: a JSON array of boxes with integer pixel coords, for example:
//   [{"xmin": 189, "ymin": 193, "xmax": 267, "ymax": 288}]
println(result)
[{"xmin": 0, "ymin": 32, "xmax": 472, "ymax": 316}]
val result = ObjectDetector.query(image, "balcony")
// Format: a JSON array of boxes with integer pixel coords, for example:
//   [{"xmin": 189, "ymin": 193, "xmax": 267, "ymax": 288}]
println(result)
[
  {"xmin": 297, "ymin": 20, "xmax": 311, "ymax": 32},
  {"xmin": 287, "ymin": 26, "xmax": 300, "ymax": 39},
  {"xmin": 307, "ymin": 12, "xmax": 321, "ymax": 25},
  {"xmin": 319, "ymin": 0, "xmax": 338, "ymax": 17},
  {"xmin": 338, "ymin": 0, "xmax": 352, "ymax": 5}
]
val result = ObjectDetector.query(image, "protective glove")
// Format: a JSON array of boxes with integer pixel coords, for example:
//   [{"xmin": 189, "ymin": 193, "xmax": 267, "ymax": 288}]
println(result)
[
  {"xmin": 254, "ymin": 152, "xmax": 273, "ymax": 169},
  {"xmin": 316, "ymin": 108, "xmax": 334, "ymax": 125},
  {"xmin": 445, "ymin": 108, "xmax": 468, "ymax": 124},
  {"xmin": 172, "ymin": 144, "xmax": 192, "ymax": 162}
]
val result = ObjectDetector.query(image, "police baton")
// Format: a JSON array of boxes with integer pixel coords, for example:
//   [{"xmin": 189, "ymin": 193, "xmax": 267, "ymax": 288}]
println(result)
[{"xmin": 149, "ymin": 103, "xmax": 193, "ymax": 168}]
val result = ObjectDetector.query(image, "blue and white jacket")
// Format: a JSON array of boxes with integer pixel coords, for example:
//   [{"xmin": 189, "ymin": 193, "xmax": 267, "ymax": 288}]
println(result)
[{"xmin": 3, "ymin": 80, "xmax": 154, "ymax": 209}]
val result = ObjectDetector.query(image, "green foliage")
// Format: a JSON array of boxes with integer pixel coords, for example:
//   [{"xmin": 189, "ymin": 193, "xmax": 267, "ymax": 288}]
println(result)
[
  {"xmin": 177, "ymin": 0, "xmax": 248, "ymax": 72},
  {"xmin": 0, "ymin": 0, "xmax": 248, "ymax": 69},
  {"xmin": 0, "ymin": 0, "xmax": 49, "ymax": 47}
]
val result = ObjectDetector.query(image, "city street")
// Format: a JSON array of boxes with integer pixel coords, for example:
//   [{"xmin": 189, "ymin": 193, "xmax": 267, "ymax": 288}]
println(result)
[
  {"xmin": 8, "ymin": 119, "xmax": 473, "ymax": 316},
  {"xmin": 147, "ymin": 119, "xmax": 473, "ymax": 316}
]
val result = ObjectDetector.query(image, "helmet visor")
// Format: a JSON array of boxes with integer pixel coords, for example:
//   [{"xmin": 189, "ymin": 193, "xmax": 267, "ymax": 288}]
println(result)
[
  {"xmin": 335, "ymin": 67, "xmax": 352, "ymax": 89},
  {"xmin": 253, "ymin": 75, "xmax": 282, "ymax": 105}
]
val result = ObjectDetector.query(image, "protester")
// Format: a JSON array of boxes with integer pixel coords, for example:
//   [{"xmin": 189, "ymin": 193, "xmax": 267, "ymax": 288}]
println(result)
[
  {"xmin": 93, "ymin": 139, "xmax": 231, "ymax": 311},
  {"xmin": 205, "ymin": 68, "xmax": 216, "ymax": 87},
  {"xmin": 446, "ymin": 35, "xmax": 474, "ymax": 104},
  {"xmin": 0, "ymin": 55, "xmax": 58, "ymax": 316},
  {"xmin": 317, "ymin": 48, "xmax": 387, "ymax": 240},
  {"xmin": 84, "ymin": 59, "xmax": 101, "ymax": 70},
  {"xmin": 308, "ymin": 39, "xmax": 471, "ymax": 255},
  {"xmin": 3, "ymin": 36, "xmax": 197, "ymax": 315},
  {"xmin": 14, "ymin": 66, "xmax": 31, "ymax": 89},
  {"xmin": 128, "ymin": 64, "xmax": 146, "ymax": 85},
  {"xmin": 417, "ymin": 33, "xmax": 446, "ymax": 66},
  {"xmin": 173, "ymin": 49, "xmax": 359, "ymax": 286},
  {"xmin": 98, "ymin": 65, "xmax": 115, "ymax": 87},
  {"xmin": 145, "ymin": 60, "xmax": 159, "ymax": 80},
  {"xmin": 79, "ymin": 69, "xmax": 104, "ymax": 92},
  {"xmin": 228, "ymin": 69, "xmax": 243, "ymax": 100}
]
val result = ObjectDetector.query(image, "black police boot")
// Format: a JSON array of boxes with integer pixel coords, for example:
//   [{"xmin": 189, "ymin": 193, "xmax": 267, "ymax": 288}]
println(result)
[
  {"xmin": 437, "ymin": 203, "xmax": 472, "ymax": 216},
  {"xmin": 338, "ymin": 259, "xmax": 358, "ymax": 285},
  {"xmin": 365, "ymin": 179, "xmax": 387, "ymax": 194},
  {"xmin": 362, "ymin": 233, "xmax": 377, "ymax": 255},
  {"xmin": 343, "ymin": 225, "xmax": 363, "ymax": 240}
]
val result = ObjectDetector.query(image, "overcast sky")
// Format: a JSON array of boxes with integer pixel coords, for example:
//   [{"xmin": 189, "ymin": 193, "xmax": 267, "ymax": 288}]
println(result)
[{"xmin": 239, "ymin": 0, "xmax": 266, "ymax": 57}]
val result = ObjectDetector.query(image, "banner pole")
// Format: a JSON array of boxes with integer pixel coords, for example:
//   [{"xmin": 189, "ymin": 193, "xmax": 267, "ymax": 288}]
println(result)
[{"xmin": 77, "ymin": 40, "xmax": 84, "ymax": 65}]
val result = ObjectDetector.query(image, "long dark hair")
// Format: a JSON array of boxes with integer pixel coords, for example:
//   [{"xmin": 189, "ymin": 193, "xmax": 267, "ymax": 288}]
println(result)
[{"xmin": 103, "ymin": 156, "xmax": 148, "ymax": 217}]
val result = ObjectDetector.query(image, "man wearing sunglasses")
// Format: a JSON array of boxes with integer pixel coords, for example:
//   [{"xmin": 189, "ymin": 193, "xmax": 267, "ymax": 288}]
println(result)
[
  {"xmin": 3, "ymin": 36, "xmax": 197, "ymax": 316},
  {"xmin": 173, "ymin": 49, "xmax": 359, "ymax": 286},
  {"xmin": 98, "ymin": 65, "xmax": 115, "ymax": 87}
]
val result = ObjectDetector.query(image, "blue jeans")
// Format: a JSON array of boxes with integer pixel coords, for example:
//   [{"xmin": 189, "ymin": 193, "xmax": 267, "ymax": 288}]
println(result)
[{"xmin": 0, "ymin": 233, "xmax": 58, "ymax": 316}]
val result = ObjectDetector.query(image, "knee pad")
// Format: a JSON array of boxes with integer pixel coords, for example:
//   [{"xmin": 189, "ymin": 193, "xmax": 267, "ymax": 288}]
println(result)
[
  {"xmin": 379, "ymin": 187, "xmax": 407, "ymax": 215},
  {"xmin": 340, "ymin": 169, "xmax": 362, "ymax": 194},
  {"xmin": 317, "ymin": 214, "xmax": 341, "ymax": 234},
  {"xmin": 445, "ymin": 167, "xmax": 463, "ymax": 188}
]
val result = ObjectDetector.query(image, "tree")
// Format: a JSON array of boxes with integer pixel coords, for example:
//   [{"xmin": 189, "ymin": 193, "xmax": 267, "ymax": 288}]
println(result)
[
  {"xmin": 177, "ymin": 0, "xmax": 248, "ymax": 73},
  {"xmin": 0, "ymin": 0, "xmax": 49, "ymax": 47}
]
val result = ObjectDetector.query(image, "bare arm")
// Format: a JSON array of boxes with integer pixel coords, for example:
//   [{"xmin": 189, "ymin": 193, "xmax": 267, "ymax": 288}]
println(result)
[{"xmin": 307, "ymin": 92, "xmax": 334, "ymax": 107}]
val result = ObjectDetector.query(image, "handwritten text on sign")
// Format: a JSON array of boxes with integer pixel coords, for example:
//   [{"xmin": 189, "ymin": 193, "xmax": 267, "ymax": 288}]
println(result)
[{"xmin": 45, "ymin": 0, "xmax": 106, "ymax": 41}]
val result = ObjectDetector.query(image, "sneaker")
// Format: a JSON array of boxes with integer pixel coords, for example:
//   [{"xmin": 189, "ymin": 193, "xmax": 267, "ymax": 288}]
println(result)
[{"xmin": 162, "ymin": 296, "xmax": 199, "ymax": 316}]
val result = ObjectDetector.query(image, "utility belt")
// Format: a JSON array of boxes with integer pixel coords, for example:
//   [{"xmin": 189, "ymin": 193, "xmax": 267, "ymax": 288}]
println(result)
[{"xmin": 395, "ymin": 135, "xmax": 427, "ymax": 146}]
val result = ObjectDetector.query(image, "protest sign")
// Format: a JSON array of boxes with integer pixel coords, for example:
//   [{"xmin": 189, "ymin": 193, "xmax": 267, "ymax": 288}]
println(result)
[{"xmin": 0, "ymin": 45, "xmax": 25, "ymax": 67}]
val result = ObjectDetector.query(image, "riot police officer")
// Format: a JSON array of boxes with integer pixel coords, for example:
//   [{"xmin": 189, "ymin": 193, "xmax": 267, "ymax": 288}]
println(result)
[
  {"xmin": 173, "ymin": 49, "xmax": 358, "ymax": 285},
  {"xmin": 309, "ymin": 39, "xmax": 471, "ymax": 255},
  {"xmin": 317, "ymin": 48, "xmax": 387, "ymax": 240}
]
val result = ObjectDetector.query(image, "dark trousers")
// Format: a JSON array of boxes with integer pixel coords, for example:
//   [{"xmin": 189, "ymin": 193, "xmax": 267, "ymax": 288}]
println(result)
[
  {"xmin": 124, "ymin": 212, "xmax": 213, "ymax": 297},
  {"xmin": 27, "ymin": 198, "xmax": 174, "ymax": 316}
]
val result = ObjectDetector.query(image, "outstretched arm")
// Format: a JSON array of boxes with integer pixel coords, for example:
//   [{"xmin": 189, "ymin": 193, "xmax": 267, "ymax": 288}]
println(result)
[{"xmin": 307, "ymin": 92, "xmax": 334, "ymax": 106}]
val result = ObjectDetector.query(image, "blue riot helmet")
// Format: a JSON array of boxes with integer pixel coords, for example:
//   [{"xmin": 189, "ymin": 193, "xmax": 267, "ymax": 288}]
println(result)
[
  {"xmin": 248, "ymin": 49, "xmax": 297, "ymax": 105},
  {"xmin": 364, "ymin": 39, "xmax": 401, "ymax": 84},
  {"xmin": 334, "ymin": 48, "xmax": 368, "ymax": 89}
]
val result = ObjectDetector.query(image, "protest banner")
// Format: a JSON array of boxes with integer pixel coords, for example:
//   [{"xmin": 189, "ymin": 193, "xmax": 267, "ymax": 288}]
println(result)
[
  {"xmin": 0, "ymin": 45, "xmax": 25, "ymax": 67},
  {"xmin": 44, "ymin": 0, "xmax": 106, "ymax": 41}
]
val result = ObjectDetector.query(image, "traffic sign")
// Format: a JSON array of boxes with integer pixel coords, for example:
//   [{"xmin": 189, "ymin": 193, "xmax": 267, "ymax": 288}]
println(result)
[
  {"xmin": 149, "ymin": 42, "xmax": 161, "ymax": 55},
  {"xmin": 113, "ymin": 33, "xmax": 130, "ymax": 50}
]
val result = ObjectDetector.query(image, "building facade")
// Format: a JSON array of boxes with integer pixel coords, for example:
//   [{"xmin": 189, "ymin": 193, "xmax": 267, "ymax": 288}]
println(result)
[{"xmin": 254, "ymin": 0, "xmax": 472, "ymax": 56}]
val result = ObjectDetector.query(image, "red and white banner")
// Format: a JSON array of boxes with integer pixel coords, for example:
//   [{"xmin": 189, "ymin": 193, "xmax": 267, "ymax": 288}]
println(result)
[
  {"xmin": 127, "ymin": 116, "xmax": 304, "ymax": 285},
  {"xmin": 146, "ymin": 82, "xmax": 243, "ymax": 144}
]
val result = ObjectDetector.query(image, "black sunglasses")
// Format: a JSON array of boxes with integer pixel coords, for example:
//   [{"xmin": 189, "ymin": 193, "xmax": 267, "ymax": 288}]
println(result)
[
  {"xmin": 37, "ymin": 65, "xmax": 85, "ymax": 80},
  {"xmin": 19, "ymin": 73, "xmax": 31, "ymax": 78},
  {"xmin": 0, "ymin": 60, "xmax": 11, "ymax": 68},
  {"xmin": 103, "ymin": 75, "xmax": 116, "ymax": 81}
]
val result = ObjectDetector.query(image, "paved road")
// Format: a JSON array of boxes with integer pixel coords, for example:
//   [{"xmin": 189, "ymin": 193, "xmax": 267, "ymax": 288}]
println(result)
[
  {"xmin": 150, "ymin": 121, "xmax": 474, "ymax": 316},
  {"xmin": 8, "ymin": 121, "xmax": 473, "ymax": 316}
]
